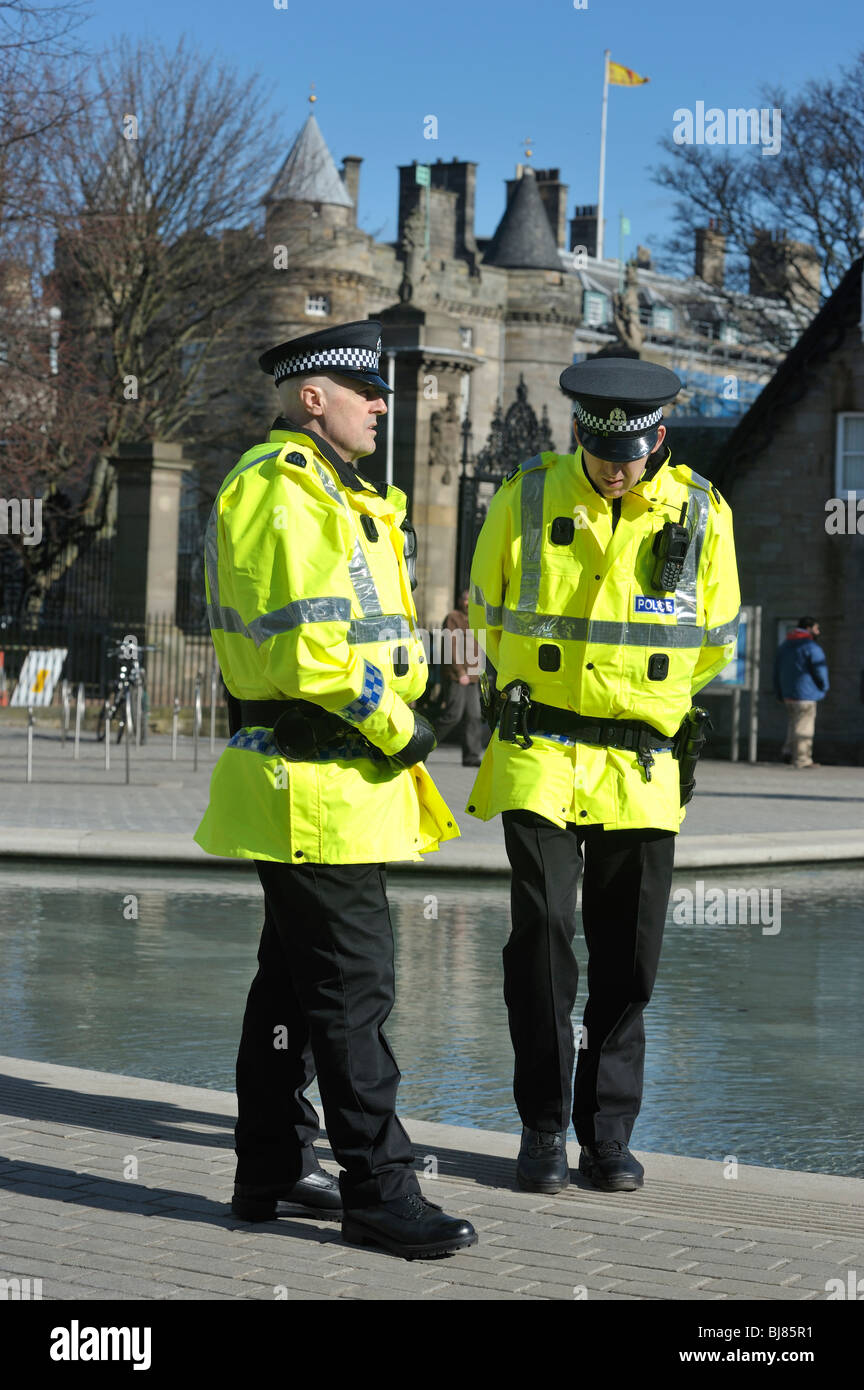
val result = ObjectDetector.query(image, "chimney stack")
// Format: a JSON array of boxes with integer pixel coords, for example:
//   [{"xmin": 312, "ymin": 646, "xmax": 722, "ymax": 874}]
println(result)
[
  {"xmin": 695, "ymin": 219, "xmax": 726, "ymax": 288},
  {"xmin": 748, "ymin": 229, "xmax": 820, "ymax": 316},
  {"xmin": 341, "ymin": 156, "xmax": 362, "ymax": 223},
  {"xmin": 570, "ymin": 203, "xmax": 598, "ymax": 259}
]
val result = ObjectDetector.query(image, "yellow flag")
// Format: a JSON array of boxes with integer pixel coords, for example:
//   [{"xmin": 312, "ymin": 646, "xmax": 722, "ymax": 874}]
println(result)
[{"xmin": 608, "ymin": 60, "xmax": 650, "ymax": 86}]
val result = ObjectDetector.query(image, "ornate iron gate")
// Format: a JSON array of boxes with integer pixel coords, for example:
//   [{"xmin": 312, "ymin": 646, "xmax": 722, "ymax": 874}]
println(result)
[{"xmin": 455, "ymin": 375, "xmax": 555, "ymax": 595}]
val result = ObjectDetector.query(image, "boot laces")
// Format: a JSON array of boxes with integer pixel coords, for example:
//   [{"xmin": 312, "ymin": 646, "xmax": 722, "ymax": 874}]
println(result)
[
  {"xmin": 528, "ymin": 1130, "xmax": 563, "ymax": 1156},
  {"xmin": 592, "ymin": 1140, "xmax": 629, "ymax": 1158},
  {"xmin": 400, "ymin": 1192, "xmax": 441, "ymax": 1220}
]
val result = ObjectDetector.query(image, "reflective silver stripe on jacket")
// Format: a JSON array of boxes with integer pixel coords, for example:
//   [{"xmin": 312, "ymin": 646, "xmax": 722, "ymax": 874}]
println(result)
[
  {"xmin": 470, "ymin": 582, "xmax": 503, "ymax": 626},
  {"xmin": 349, "ymin": 614, "xmax": 412, "ymax": 645},
  {"xmin": 673, "ymin": 480, "xmax": 710, "ymax": 625},
  {"xmin": 207, "ymin": 600, "xmax": 411, "ymax": 649},
  {"xmin": 705, "ymin": 612, "xmax": 740, "ymax": 646},
  {"xmin": 518, "ymin": 458, "xmax": 546, "ymax": 611},
  {"xmin": 312, "ymin": 459, "xmax": 382, "ymax": 615},
  {"xmin": 502, "ymin": 610, "xmax": 706, "ymax": 648}
]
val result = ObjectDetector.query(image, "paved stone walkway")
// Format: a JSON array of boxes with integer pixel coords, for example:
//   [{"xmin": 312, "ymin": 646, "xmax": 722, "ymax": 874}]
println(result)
[
  {"xmin": 1, "ymin": 1056, "xmax": 862, "ymax": 1302},
  {"xmin": 0, "ymin": 723, "xmax": 861, "ymax": 870}
]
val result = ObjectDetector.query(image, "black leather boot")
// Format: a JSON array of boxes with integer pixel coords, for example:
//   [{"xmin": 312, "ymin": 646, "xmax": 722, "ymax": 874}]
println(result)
[
  {"xmin": 516, "ymin": 1127, "xmax": 570, "ymax": 1193},
  {"xmin": 578, "ymin": 1140, "xmax": 644, "ymax": 1192},
  {"xmin": 231, "ymin": 1168, "xmax": 343, "ymax": 1221},
  {"xmin": 341, "ymin": 1192, "xmax": 477, "ymax": 1260}
]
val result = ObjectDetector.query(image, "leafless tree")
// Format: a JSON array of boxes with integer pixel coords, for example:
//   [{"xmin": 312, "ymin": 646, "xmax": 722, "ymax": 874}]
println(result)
[
  {"xmin": 652, "ymin": 52, "xmax": 864, "ymax": 312},
  {"xmin": 0, "ymin": 0, "xmax": 90, "ymax": 224},
  {"xmin": 2, "ymin": 32, "xmax": 290, "ymax": 615}
]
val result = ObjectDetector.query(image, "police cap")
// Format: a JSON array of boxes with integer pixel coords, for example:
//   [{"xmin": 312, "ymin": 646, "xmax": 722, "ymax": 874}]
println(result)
[
  {"xmin": 259, "ymin": 319, "xmax": 392, "ymax": 393},
  {"xmin": 559, "ymin": 358, "xmax": 681, "ymax": 463}
]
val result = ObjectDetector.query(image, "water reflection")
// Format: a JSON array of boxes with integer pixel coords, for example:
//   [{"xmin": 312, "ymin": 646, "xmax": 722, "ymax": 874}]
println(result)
[{"xmin": 0, "ymin": 860, "xmax": 861, "ymax": 1176}]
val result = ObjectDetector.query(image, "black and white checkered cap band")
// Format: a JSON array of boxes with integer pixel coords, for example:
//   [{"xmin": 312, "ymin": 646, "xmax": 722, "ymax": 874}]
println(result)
[
  {"xmin": 271, "ymin": 346, "xmax": 380, "ymax": 384},
  {"xmin": 573, "ymin": 402, "xmax": 663, "ymax": 433}
]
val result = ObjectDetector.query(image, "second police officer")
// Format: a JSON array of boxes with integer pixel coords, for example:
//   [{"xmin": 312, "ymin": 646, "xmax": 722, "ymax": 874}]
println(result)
[{"xmin": 466, "ymin": 359, "xmax": 741, "ymax": 1194}]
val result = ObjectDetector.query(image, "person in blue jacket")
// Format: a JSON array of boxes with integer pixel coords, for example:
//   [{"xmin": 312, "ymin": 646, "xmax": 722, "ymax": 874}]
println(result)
[{"xmin": 773, "ymin": 617, "xmax": 829, "ymax": 768}]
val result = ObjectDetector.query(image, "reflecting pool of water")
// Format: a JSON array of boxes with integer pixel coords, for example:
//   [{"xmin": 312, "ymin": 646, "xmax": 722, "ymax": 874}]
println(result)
[{"xmin": 0, "ymin": 859, "xmax": 861, "ymax": 1176}]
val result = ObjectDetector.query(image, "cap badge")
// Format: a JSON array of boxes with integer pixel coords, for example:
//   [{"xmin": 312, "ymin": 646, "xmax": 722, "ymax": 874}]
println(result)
[{"xmin": 608, "ymin": 407, "xmax": 627, "ymax": 427}]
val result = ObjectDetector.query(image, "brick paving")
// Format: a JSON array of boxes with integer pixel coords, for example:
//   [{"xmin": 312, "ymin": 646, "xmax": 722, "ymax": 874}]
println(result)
[{"xmin": 1, "ymin": 1055, "xmax": 862, "ymax": 1302}]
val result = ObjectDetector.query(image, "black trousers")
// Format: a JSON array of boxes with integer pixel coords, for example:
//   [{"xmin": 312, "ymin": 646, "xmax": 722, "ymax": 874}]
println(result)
[
  {"xmin": 433, "ymin": 680, "xmax": 486, "ymax": 760},
  {"xmin": 234, "ymin": 858, "xmax": 420, "ymax": 1210},
  {"xmin": 501, "ymin": 810, "xmax": 675, "ymax": 1145}
]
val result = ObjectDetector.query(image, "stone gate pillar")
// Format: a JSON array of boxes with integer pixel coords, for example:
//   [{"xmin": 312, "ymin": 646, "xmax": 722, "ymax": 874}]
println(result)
[{"xmin": 110, "ymin": 441, "xmax": 194, "ymax": 621}]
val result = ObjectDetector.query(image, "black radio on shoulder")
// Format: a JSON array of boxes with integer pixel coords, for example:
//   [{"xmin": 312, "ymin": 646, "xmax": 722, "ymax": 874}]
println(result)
[{"xmin": 650, "ymin": 501, "xmax": 690, "ymax": 592}]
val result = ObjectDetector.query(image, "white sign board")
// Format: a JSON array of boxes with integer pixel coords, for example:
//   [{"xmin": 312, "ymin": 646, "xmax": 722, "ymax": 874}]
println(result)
[{"xmin": 10, "ymin": 648, "xmax": 68, "ymax": 707}]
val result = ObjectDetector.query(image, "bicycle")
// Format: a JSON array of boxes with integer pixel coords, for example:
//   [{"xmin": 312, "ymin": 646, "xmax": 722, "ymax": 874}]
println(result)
[{"xmin": 96, "ymin": 635, "xmax": 156, "ymax": 744}]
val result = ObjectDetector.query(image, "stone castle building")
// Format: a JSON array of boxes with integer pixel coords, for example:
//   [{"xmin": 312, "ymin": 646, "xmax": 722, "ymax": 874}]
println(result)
[{"xmin": 232, "ymin": 109, "xmax": 814, "ymax": 632}]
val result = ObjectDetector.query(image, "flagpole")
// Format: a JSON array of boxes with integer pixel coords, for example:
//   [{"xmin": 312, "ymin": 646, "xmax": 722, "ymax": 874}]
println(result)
[{"xmin": 596, "ymin": 49, "xmax": 610, "ymax": 262}]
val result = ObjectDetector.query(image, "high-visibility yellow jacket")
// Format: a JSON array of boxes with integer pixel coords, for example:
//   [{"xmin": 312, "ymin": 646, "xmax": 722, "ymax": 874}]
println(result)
[
  {"xmin": 193, "ymin": 420, "xmax": 460, "ymax": 864},
  {"xmin": 465, "ymin": 446, "xmax": 740, "ymax": 833}
]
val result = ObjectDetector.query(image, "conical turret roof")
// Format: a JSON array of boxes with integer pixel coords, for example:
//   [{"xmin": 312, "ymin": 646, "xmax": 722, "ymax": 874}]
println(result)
[
  {"xmin": 266, "ymin": 113, "xmax": 353, "ymax": 208},
  {"xmin": 483, "ymin": 166, "xmax": 561, "ymax": 270}
]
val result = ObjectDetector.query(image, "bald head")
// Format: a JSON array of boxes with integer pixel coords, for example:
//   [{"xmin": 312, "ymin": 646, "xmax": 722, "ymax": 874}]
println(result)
[
  {"xmin": 276, "ymin": 372, "xmax": 387, "ymax": 464},
  {"xmin": 276, "ymin": 374, "xmax": 332, "ymax": 424}
]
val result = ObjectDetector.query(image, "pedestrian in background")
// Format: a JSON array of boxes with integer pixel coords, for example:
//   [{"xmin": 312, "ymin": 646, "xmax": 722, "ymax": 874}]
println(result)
[
  {"xmin": 431, "ymin": 588, "xmax": 486, "ymax": 767},
  {"xmin": 774, "ymin": 616, "xmax": 829, "ymax": 768}
]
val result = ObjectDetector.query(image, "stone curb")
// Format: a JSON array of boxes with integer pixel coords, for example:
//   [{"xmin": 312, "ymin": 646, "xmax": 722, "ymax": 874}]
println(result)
[{"xmin": 0, "ymin": 826, "xmax": 861, "ymax": 872}]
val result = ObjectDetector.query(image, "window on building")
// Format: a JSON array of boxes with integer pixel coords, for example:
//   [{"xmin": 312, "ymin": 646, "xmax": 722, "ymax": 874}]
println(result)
[
  {"xmin": 719, "ymin": 322, "xmax": 739, "ymax": 345},
  {"xmin": 582, "ymin": 290, "xmax": 608, "ymax": 327},
  {"xmin": 305, "ymin": 293, "xmax": 330, "ymax": 317},
  {"xmin": 459, "ymin": 326, "xmax": 473, "ymax": 349},
  {"xmin": 652, "ymin": 306, "xmax": 675, "ymax": 333},
  {"xmin": 835, "ymin": 413, "xmax": 864, "ymax": 492}
]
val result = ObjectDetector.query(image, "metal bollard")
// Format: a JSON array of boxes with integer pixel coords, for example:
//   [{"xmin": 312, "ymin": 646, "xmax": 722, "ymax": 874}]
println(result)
[
  {"xmin": 26, "ymin": 705, "xmax": 33, "ymax": 783},
  {"xmin": 171, "ymin": 696, "xmax": 180, "ymax": 761},
  {"xmin": 104, "ymin": 710, "xmax": 111, "ymax": 771},
  {"xmin": 61, "ymin": 680, "xmax": 70, "ymax": 746},
  {"xmin": 124, "ymin": 689, "xmax": 132, "ymax": 784},
  {"xmin": 73, "ymin": 683, "xmax": 84, "ymax": 761},
  {"xmin": 135, "ymin": 682, "xmax": 143, "ymax": 749},
  {"xmin": 193, "ymin": 674, "xmax": 202, "ymax": 771}
]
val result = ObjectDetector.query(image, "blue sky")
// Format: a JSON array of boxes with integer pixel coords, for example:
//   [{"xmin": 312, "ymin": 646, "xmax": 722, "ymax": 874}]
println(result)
[{"xmin": 82, "ymin": 0, "xmax": 859, "ymax": 268}]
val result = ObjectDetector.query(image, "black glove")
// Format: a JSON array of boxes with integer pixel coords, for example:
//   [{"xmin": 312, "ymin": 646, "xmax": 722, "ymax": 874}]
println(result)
[{"xmin": 389, "ymin": 712, "xmax": 438, "ymax": 769}]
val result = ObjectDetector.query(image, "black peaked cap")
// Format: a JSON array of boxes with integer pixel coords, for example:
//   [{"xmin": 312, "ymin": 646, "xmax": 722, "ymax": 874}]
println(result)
[{"xmin": 259, "ymin": 319, "xmax": 391, "ymax": 393}]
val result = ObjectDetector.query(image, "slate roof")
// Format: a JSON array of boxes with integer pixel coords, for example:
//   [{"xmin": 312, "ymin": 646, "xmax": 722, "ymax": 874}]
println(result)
[
  {"xmin": 710, "ymin": 256, "xmax": 862, "ymax": 490},
  {"xmin": 483, "ymin": 166, "xmax": 562, "ymax": 271},
  {"xmin": 265, "ymin": 113, "xmax": 353, "ymax": 208}
]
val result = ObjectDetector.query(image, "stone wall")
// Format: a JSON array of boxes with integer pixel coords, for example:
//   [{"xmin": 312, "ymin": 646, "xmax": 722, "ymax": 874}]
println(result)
[{"xmin": 723, "ymin": 327, "xmax": 864, "ymax": 763}]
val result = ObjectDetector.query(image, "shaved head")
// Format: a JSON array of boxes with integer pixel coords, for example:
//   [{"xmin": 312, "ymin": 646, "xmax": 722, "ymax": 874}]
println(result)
[
  {"xmin": 276, "ymin": 374, "xmax": 332, "ymax": 421},
  {"xmin": 275, "ymin": 372, "xmax": 387, "ymax": 463}
]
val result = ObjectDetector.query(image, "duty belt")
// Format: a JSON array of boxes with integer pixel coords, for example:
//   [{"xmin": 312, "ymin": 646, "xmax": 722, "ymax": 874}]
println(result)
[
  {"xmin": 492, "ymin": 679, "xmax": 671, "ymax": 780},
  {"xmin": 525, "ymin": 704, "xmax": 671, "ymax": 752},
  {"xmin": 231, "ymin": 696, "xmax": 388, "ymax": 762}
]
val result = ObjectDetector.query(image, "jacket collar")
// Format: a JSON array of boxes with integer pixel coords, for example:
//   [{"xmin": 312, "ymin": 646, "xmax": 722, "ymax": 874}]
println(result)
[
  {"xmin": 269, "ymin": 416, "xmax": 387, "ymax": 497},
  {"xmin": 576, "ymin": 444, "xmax": 671, "ymax": 504}
]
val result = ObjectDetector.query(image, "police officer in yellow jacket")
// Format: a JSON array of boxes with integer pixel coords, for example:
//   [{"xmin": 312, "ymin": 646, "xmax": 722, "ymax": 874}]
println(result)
[
  {"xmin": 194, "ymin": 320, "xmax": 476, "ymax": 1259},
  {"xmin": 466, "ymin": 358, "xmax": 740, "ymax": 1194}
]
